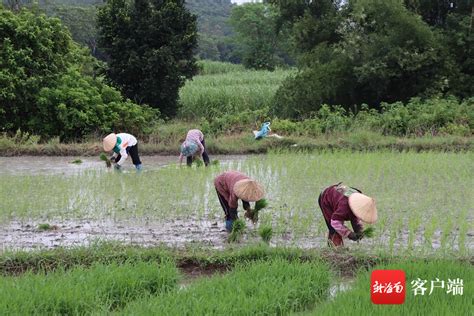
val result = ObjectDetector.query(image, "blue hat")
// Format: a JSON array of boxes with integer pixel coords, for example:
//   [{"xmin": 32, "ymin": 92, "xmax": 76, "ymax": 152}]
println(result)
[{"xmin": 180, "ymin": 141, "xmax": 198, "ymax": 156}]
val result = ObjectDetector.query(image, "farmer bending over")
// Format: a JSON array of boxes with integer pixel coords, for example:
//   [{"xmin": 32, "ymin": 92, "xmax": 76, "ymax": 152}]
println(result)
[
  {"xmin": 318, "ymin": 182, "xmax": 377, "ymax": 247},
  {"xmin": 179, "ymin": 129, "xmax": 210, "ymax": 166},
  {"xmin": 214, "ymin": 171, "xmax": 265, "ymax": 232},
  {"xmin": 103, "ymin": 132, "xmax": 142, "ymax": 171}
]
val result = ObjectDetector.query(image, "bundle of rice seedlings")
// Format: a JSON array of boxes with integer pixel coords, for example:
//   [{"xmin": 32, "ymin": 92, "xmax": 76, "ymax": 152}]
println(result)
[
  {"xmin": 211, "ymin": 160, "xmax": 220, "ymax": 166},
  {"xmin": 99, "ymin": 153, "xmax": 112, "ymax": 168},
  {"xmin": 227, "ymin": 219, "xmax": 245, "ymax": 243},
  {"xmin": 259, "ymin": 225, "xmax": 273, "ymax": 244},
  {"xmin": 245, "ymin": 199, "xmax": 268, "ymax": 224},
  {"xmin": 70, "ymin": 159, "xmax": 82, "ymax": 164},
  {"xmin": 194, "ymin": 159, "xmax": 204, "ymax": 167},
  {"xmin": 362, "ymin": 226, "xmax": 375, "ymax": 238}
]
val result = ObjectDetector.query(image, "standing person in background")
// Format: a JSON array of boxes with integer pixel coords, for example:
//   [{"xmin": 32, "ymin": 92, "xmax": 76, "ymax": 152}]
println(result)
[
  {"xmin": 214, "ymin": 171, "xmax": 265, "ymax": 232},
  {"xmin": 318, "ymin": 182, "xmax": 377, "ymax": 247},
  {"xmin": 103, "ymin": 132, "xmax": 142, "ymax": 171},
  {"xmin": 179, "ymin": 129, "xmax": 210, "ymax": 167}
]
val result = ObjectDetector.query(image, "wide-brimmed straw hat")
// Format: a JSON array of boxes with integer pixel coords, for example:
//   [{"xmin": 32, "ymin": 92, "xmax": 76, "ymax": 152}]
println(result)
[
  {"xmin": 103, "ymin": 133, "xmax": 117, "ymax": 151},
  {"xmin": 180, "ymin": 140, "xmax": 199, "ymax": 156},
  {"xmin": 348, "ymin": 193, "xmax": 378, "ymax": 224},
  {"xmin": 233, "ymin": 179, "xmax": 265, "ymax": 202}
]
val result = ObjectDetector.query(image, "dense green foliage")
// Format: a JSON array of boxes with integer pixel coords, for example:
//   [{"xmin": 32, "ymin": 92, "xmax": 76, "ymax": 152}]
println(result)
[
  {"xmin": 0, "ymin": 260, "xmax": 179, "ymax": 314},
  {"xmin": 0, "ymin": 6, "xmax": 156, "ymax": 139},
  {"xmin": 270, "ymin": 0, "xmax": 473, "ymax": 118},
  {"xmin": 229, "ymin": 3, "xmax": 293, "ymax": 70},
  {"xmin": 186, "ymin": 0, "xmax": 237, "ymax": 62},
  {"xmin": 178, "ymin": 62, "xmax": 472, "ymax": 137},
  {"xmin": 97, "ymin": 0, "xmax": 198, "ymax": 117},
  {"xmin": 122, "ymin": 259, "xmax": 330, "ymax": 315}
]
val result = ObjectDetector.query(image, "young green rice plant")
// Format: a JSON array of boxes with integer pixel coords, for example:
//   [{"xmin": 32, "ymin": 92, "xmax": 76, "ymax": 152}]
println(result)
[
  {"xmin": 37, "ymin": 223, "xmax": 58, "ymax": 231},
  {"xmin": 194, "ymin": 158, "xmax": 204, "ymax": 167},
  {"xmin": 211, "ymin": 159, "xmax": 220, "ymax": 166},
  {"xmin": 258, "ymin": 225, "xmax": 273, "ymax": 244},
  {"xmin": 0, "ymin": 260, "xmax": 179, "ymax": 315},
  {"xmin": 361, "ymin": 226, "xmax": 375, "ymax": 238},
  {"xmin": 423, "ymin": 216, "xmax": 438, "ymax": 248},
  {"xmin": 228, "ymin": 219, "xmax": 246, "ymax": 243},
  {"xmin": 70, "ymin": 159, "xmax": 82, "ymax": 164},
  {"xmin": 121, "ymin": 259, "xmax": 331, "ymax": 315},
  {"xmin": 440, "ymin": 217, "xmax": 454, "ymax": 250},
  {"xmin": 99, "ymin": 153, "xmax": 112, "ymax": 168},
  {"xmin": 245, "ymin": 199, "xmax": 268, "ymax": 224}
]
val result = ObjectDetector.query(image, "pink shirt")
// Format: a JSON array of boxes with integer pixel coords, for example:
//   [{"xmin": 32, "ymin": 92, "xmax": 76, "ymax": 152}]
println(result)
[
  {"xmin": 179, "ymin": 129, "xmax": 205, "ymax": 162},
  {"xmin": 214, "ymin": 171, "xmax": 250, "ymax": 209}
]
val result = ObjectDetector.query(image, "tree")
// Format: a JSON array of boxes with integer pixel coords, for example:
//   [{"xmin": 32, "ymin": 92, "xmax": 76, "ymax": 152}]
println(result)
[
  {"xmin": 0, "ymin": 6, "xmax": 72, "ymax": 132},
  {"xmin": 0, "ymin": 6, "xmax": 157, "ymax": 139},
  {"xmin": 272, "ymin": 0, "xmax": 450, "ymax": 118},
  {"xmin": 97, "ymin": 0, "xmax": 198, "ymax": 117},
  {"xmin": 229, "ymin": 3, "xmax": 292, "ymax": 70}
]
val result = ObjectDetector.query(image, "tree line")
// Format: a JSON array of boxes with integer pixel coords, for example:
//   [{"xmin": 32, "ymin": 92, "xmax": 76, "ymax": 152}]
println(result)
[{"xmin": 0, "ymin": 0, "xmax": 472, "ymax": 140}]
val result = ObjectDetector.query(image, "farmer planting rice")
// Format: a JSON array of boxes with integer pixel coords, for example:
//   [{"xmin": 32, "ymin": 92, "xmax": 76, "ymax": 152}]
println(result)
[
  {"xmin": 214, "ymin": 171, "xmax": 265, "ymax": 232},
  {"xmin": 103, "ymin": 133, "xmax": 142, "ymax": 171},
  {"xmin": 179, "ymin": 129, "xmax": 210, "ymax": 166},
  {"xmin": 318, "ymin": 182, "xmax": 377, "ymax": 247}
]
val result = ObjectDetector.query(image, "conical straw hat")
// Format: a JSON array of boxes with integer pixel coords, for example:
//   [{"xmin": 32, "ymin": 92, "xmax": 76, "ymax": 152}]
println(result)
[
  {"xmin": 348, "ymin": 193, "xmax": 378, "ymax": 224},
  {"xmin": 103, "ymin": 133, "xmax": 117, "ymax": 151},
  {"xmin": 233, "ymin": 179, "xmax": 265, "ymax": 202}
]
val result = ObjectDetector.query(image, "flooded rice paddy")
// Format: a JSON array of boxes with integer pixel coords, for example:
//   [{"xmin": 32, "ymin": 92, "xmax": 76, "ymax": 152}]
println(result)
[{"xmin": 0, "ymin": 152, "xmax": 473, "ymax": 254}]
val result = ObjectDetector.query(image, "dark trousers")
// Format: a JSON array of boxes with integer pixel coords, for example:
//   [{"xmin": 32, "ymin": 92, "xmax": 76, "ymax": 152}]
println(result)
[
  {"xmin": 187, "ymin": 139, "xmax": 210, "ymax": 166},
  {"xmin": 216, "ymin": 190, "xmax": 238, "ymax": 220},
  {"xmin": 116, "ymin": 143, "xmax": 141, "ymax": 166}
]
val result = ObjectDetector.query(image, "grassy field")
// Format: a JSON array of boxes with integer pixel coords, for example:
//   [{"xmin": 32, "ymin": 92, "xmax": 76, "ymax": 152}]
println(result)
[{"xmin": 178, "ymin": 62, "xmax": 293, "ymax": 119}]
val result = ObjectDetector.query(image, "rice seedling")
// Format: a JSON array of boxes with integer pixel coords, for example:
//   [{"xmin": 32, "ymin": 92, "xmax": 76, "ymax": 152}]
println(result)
[
  {"xmin": 0, "ymin": 260, "xmax": 179, "ymax": 315},
  {"xmin": 361, "ymin": 226, "xmax": 375, "ymax": 238},
  {"xmin": 70, "ymin": 159, "xmax": 82, "ymax": 164},
  {"xmin": 211, "ymin": 159, "xmax": 220, "ymax": 166},
  {"xmin": 245, "ymin": 198, "xmax": 268, "ymax": 224},
  {"xmin": 99, "ymin": 153, "xmax": 112, "ymax": 168},
  {"xmin": 258, "ymin": 225, "xmax": 273, "ymax": 244},
  {"xmin": 228, "ymin": 219, "xmax": 246, "ymax": 243},
  {"xmin": 37, "ymin": 223, "xmax": 58, "ymax": 231},
  {"xmin": 121, "ymin": 259, "xmax": 331, "ymax": 315},
  {"xmin": 194, "ymin": 158, "xmax": 204, "ymax": 167}
]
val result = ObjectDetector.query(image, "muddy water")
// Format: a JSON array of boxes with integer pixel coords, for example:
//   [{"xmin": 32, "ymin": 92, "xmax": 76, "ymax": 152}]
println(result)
[
  {"xmin": 0, "ymin": 217, "xmax": 329, "ymax": 251},
  {"xmin": 0, "ymin": 155, "xmax": 247, "ymax": 175}
]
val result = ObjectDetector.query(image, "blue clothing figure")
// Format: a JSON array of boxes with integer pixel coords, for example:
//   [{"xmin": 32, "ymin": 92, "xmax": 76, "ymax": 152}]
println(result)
[{"xmin": 254, "ymin": 122, "xmax": 271, "ymax": 140}]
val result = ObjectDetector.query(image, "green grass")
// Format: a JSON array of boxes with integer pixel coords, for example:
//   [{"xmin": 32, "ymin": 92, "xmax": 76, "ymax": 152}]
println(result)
[
  {"xmin": 120, "ymin": 258, "xmax": 331, "ymax": 315},
  {"xmin": 178, "ymin": 67, "xmax": 293, "ymax": 119},
  {"xmin": 304, "ymin": 260, "xmax": 473, "ymax": 315},
  {"xmin": 0, "ymin": 260, "xmax": 179, "ymax": 315}
]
